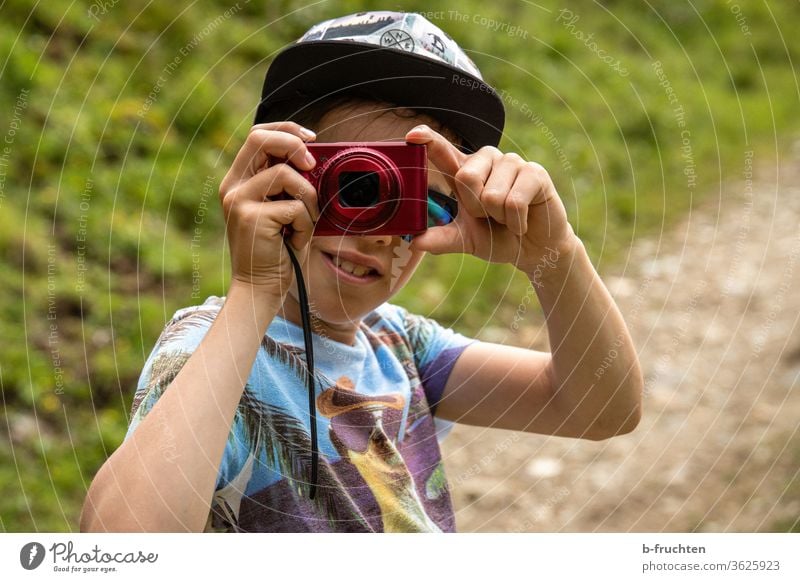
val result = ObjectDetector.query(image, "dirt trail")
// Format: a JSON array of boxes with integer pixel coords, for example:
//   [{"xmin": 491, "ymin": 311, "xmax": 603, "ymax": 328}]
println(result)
[{"xmin": 442, "ymin": 142, "xmax": 800, "ymax": 532}]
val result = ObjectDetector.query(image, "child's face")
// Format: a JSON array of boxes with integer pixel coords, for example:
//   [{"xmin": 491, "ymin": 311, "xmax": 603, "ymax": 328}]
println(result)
[{"xmin": 297, "ymin": 102, "xmax": 455, "ymax": 325}]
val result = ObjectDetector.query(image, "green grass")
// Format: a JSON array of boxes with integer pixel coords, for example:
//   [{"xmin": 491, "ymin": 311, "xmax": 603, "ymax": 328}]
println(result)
[{"xmin": 1, "ymin": 0, "xmax": 799, "ymax": 531}]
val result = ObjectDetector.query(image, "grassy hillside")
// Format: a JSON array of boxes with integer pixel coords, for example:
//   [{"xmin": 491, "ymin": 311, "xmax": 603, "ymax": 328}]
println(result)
[{"xmin": 0, "ymin": 0, "xmax": 798, "ymax": 531}]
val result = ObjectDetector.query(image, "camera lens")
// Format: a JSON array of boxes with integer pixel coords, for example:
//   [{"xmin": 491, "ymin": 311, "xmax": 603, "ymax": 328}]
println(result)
[{"xmin": 338, "ymin": 171, "xmax": 380, "ymax": 207}]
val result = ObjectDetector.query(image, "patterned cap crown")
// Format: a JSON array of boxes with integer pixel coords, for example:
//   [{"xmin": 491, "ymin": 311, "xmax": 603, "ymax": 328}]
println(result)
[{"xmin": 297, "ymin": 11, "xmax": 485, "ymax": 80}]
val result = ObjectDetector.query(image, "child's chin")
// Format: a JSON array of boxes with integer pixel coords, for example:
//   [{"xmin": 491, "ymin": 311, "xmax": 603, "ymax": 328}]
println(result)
[{"xmin": 311, "ymin": 294, "xmax": 383, "ymax": 324}]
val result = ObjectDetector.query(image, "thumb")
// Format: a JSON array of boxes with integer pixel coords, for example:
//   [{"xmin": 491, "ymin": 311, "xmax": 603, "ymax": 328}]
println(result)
[{"xmin": 410, "ymin": 224, "xmax": 467, "ymax": 255}]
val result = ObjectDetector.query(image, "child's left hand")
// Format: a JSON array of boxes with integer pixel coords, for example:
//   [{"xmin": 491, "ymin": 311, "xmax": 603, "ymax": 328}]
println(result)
[{"xmin": 405, "ymin": 125, "xmax": 577, "ymax": 274}]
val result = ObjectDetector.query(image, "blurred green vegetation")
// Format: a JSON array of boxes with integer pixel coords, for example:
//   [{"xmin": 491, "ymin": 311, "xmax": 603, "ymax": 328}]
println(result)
[{"xmin": 0, "ymin": 0, "xmax": 798, "ymax": 531}]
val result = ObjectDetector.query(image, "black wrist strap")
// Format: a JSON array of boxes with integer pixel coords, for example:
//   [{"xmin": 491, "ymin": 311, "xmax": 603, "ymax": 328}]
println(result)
[{"xmin": 282, "ymin": 240, "xmax": 318, "ymax": 500}]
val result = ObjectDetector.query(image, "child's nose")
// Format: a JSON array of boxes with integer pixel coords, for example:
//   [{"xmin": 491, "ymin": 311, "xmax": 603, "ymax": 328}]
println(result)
[{"xmin": 360, "ymin": 234, "xmax": 393, "ymax": 246}]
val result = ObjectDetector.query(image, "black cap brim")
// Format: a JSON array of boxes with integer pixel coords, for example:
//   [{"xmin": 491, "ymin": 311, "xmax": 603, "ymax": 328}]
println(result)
[{"xmin": 253, "ymin": 41, "xmax": 505, "ymax": 152}]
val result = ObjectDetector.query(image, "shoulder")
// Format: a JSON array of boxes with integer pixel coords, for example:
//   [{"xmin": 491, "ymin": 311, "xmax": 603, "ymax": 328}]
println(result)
[
  {"xmin": 364, "ymin": 302, "xmax": 432, "ymax": 338},
  {"xmin": 364, "ymin": 303, "xmax": 459, "ymax": 350},
  {"xmin": 154, "ymin": 296, "xmax": 224, "ymax": 351},
  {"xmin": 366, "ymin": 302, "xmax": 409, "ymax": 330},
  {"xmin": 169, "ymin": 295, "xmax": 224, "ymax": 324}
]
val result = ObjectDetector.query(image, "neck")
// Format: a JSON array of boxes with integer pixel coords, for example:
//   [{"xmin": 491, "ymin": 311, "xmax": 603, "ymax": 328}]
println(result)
[{"xmin": 280, "ymin": 291, "xmax": 360, "ymax": 346}]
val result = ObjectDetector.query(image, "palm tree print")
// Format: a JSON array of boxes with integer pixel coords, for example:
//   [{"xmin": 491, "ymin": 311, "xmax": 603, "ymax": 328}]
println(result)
[{"xmin": 130, "ymin": 303, "xmax": 454, "ymax": 532}]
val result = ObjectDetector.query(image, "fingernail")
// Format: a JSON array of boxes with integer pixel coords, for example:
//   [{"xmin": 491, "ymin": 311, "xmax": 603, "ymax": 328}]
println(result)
[
  {"xmin": 300, "ymin": 127, "xmax": 316, "ymax": 140},
  {"xmin": 305, "ymin": 151, "xmax": 316, "ymax": 166},
  {"xmin": 410, "ymin": 124, "xmax": 429, "ymax": 133}
]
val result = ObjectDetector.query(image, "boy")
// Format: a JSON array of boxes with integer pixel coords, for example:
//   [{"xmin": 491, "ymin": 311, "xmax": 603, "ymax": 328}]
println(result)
[{"xmin": 81, "ymin": 11, "xmax": 641, "ymax": 532}]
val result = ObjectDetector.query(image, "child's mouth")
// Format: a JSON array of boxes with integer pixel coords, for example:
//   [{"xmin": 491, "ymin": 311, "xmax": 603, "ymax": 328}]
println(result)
[{"xmin": 321, "ymin": 251, "xmax": 382, "ymax": 284}]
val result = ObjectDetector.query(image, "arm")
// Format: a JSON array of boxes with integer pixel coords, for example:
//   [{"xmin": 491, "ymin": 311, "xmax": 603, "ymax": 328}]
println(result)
[
  {"xmin": 80, "ymin": 282, "xmax": 281, "ymax": 532},
  {"xmin": 80, "ymin": 122, "xmax": 320, "ymax": 531},
  {"xmin": 438, "ymin": 236, "xmax": 642, "ymax": 440},
  {"xmin": 405, "ymin": 127, "xmax": 642, "ymax": 440}
]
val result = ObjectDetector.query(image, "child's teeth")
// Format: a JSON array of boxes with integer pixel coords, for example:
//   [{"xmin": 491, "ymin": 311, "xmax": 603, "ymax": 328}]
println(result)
[{"xmin": 331, "ymin": 255, "xmax": 373, "ymax": 277}]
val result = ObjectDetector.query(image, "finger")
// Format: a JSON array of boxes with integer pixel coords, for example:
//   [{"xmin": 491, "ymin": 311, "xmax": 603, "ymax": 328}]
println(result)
[
  {"xmin": 405, "ymin": 124, "xmax": 466, "ymax": 194},
  {"xmin": 506, "ymin": 164, "xmax": 539, "ymax": 235},
  {"xmin": 223, "ymin": 128, "xmax": 315, "ymax": 190},
  {"xmin": 453, "ymin": 148, "xmax": 497, "ymax": 218},
  {"xmin": 409, "ymin": 223, "xmax": 467, "ymax": 256},
  {"xmin": 282, "ymin": 201, "xmax": 316, "ymax": 252},
  {"xmin": 233, "ymin": 164, "xmax": 319, "ymax": 222},
  {"xmin": 260, "ymin": 199, "xmax": 315, "ymax": 249},
  {"xmin": 250, "ymin": 121, "xmax": 317, "ymax": 142},
  {"xmin": 480, "ymin": 153, "xmax": 523, "ymax": 227}
]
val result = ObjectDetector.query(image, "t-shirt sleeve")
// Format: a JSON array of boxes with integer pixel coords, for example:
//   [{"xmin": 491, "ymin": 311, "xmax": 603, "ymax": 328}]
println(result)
[
  {"xmin": 395, "ymin": 306, "xmax": 476, "ymax": 416},
  {"xmin": 124, "ymin": 298, "xmax": 236, "ymax": 490}
]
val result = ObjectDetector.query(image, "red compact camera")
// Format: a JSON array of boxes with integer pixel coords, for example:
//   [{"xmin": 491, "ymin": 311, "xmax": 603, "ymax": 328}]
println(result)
[{"xmin": 298, "ymin": 142, "xmax": 428, "ymax": 236}]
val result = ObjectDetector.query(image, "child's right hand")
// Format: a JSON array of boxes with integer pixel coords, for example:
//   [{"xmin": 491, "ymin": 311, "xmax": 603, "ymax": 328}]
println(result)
[{"xmin": 218, "ymin": 122, "xmax": 319, "ymax": 298}]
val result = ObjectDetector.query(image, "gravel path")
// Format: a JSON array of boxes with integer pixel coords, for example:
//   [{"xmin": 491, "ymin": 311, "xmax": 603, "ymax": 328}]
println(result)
[{"xmin": 442, "ymin": 143, "xmax": 800, "ymax": 532}]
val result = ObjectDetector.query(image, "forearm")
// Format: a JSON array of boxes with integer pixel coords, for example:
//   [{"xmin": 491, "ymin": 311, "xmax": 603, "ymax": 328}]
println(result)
[
  {"xmin": 81, "ymin": 281, "xmax": 282, "ymax": 532},
  {"xmin": 530, "ymin": 236, "xmax": 642, "ymax": 439}
]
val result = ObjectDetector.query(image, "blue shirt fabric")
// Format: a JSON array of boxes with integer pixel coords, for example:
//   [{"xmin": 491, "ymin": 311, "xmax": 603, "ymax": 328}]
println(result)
[{"xmin": 125, "ymin": 296, "xmax": 475, "ymax": 532}]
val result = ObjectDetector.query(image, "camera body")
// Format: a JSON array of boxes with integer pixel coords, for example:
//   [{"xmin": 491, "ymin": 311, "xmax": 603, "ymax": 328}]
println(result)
[{"xmin": 299, "ymin": 142, "xmax": 428, "ymax": 236}]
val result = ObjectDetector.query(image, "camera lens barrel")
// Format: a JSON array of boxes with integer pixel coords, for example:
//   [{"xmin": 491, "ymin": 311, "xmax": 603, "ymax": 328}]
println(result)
[
  {"xmin": 303, "ymin": 143, "xmax": 428, "ymax": 236},
  {"xmin": 337, "ymin": 171, "xmax": 381, "ymax": 208}
]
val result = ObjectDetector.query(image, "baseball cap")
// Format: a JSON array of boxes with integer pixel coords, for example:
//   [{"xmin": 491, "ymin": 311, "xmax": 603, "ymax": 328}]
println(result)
[{"xmin": 253, "ymin": 11, "xmax": 506, "ymax": 152}]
